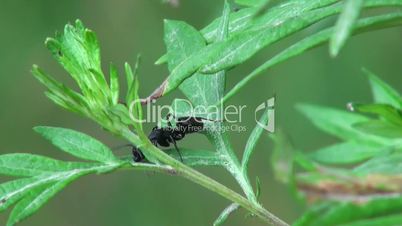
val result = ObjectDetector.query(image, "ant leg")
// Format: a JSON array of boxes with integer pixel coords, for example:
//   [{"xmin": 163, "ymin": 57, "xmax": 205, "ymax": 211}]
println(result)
[
  {"xmin": 171, "ymin": 137, "xmax": 183, "ymax": 162},
  {"xmin": 132, "ymin": 147, "xmax": 145, "ymax": 162}
]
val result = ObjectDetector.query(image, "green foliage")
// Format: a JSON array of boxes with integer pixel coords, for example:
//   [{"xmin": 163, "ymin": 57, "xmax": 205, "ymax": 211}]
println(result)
[
  {"xmin": 2, "ymin": 0, "xmax": 402, "ymax": 225},
  {"xmin": 213, "ymin": 203, "xmax": 240, "ymax": 226},
  {"xmin": 150, "ymin": 0, "xmax": 402, "ymax": 101},
  {"xmin": 0, "ymin": 127, "xmax": 127, "ymax": 226},
  {"xmin": 235, "ymin": 0, "xmax": 266, "ymax": 7},
  {"xmin": 34, "ymin": 127, "xmax": 119, "ymax": 163},
  {"xmin": 242, "ymin": 107, "xmax": 270, "ymax": 176},
  {"xmin": 272, "ymin": 70, "xmax": 402, "ymax": 226},
  {"xmin": 330, "ymin": 0, "xmax": 363, "ymax": 57}
]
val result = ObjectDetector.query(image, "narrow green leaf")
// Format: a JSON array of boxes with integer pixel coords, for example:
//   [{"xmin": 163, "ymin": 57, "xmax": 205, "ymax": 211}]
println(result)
[
  {"xmin": 32, "ymin": 65, "xmax": 88, "ymax": 115},
  {"xmin": 296, "ymin": 104, "xmax": 390, "ymax": 145},
  {"xmin": 125, "ymin": 62, "xmax": 134, "ymax": 93},
  {"xmin": 0, "ymin": 160, "xmax": 123, "ymax": 225},
  {"xmin": 241, "ymin": 106, "xmax": 270, "ymax": 173},
  {"xmin": 339, "ymin": 214, "xmax": 402, "ymax": 226},
  {"xmin": 270, "ymin": 131, "xmax": 296, "ymax": 184},
  {"xmin": 293, "ymin": 202, "xmax": 335, "ymax": 226},
  {"xmin": 7, "ymin": 174, "xmax": 80, "ymax": 226},
  {"xmin": 255, "ymin": 176, "xmax": 261, "ymax": 199},
  {"xmin": 295, "ymin": 197, "xmax": 402, "ymax": 226},
  {"xmin": 349, "ymin": 103, "xmax": 402, "ymax": 126},
  {"xmin": 34, "ymin": 126, "xmax": 118, "ymax": 163},
  {"xmin": 222, "ymin": 12, "xmax": 402, "ymax": 104},
  {"xmin": 364, "ymin": 68, "xmax": 402, "ymax": 108},
  {"xmin": 161, "ymin": 1, "xmax": 402, "ymax": 97},
  {"xmin": 202, "ymin": 0, "xmax": 339, "ymax": 43},
  {"xmin": 254, "ymin": 0, "xmax": 274, "ymax": 17},
  {"xmin": 0, "ymin": 178, "xmax": 44, "ymax": 213},
  {"xmin": 213, "ymin": 203, "xmax": 240, "ymax": 226},
  {"xmin": 353, "ymin": 120, "xmax": 402, "ymax": 138},
  {"xmin": 235, "ymin": 0, "xmax": 265, "ymax": 7},
  {"xmin": 354, "ymin": 152, "xmax": 402, "ymax": 175},
  {"xmin": 125, "ymin": 58, "xmax": 143, "ymax": 134},
  {"xmin": 0, "ymin": 154, "xmax": 96, "ymax": 177},
  {"xmin": 309, "ymin": 142, "xmax": 385, "ymax": 165},
  {"xmin": 125, "ymin": 55, "xmax": 141, "ymax": 105},
  {"xmin": 330, "ymin": 0, "xmax": 363, "ymax": 57},
  {"xmin": 162, "ymin": 2, "xmax": 339, "ymax": 96},
  {"xmin": 155, "ymin": 54, "xmax": 168, "ymax": 65},
  {"xmin": 167, "ymin": 149, "xmax": 224, "ymax": 167},
  {"xmin": 109, "ymin": 63, "xmax": 119, "ymax": 105}
]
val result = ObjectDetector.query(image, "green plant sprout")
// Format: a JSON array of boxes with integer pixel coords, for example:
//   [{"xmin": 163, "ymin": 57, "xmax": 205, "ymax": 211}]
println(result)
[{"xmin": 0, "ymin": 0, "xmax": 402, "ymax": 225}]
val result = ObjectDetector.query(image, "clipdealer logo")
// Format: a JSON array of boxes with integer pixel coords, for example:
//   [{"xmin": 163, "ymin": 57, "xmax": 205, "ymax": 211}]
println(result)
[
  {"xmin": 128, "ymin": 96, "xmax": 275, "ymax": 133},
  {"xmin": 254, "ymin": 96, "xmax": 275, "ymax": 133}
]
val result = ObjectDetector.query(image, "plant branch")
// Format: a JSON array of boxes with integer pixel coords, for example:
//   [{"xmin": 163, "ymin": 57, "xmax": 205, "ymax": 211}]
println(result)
[{"xmin": 121, "ymin": 128, "xmax": 288, "ymax": 226}]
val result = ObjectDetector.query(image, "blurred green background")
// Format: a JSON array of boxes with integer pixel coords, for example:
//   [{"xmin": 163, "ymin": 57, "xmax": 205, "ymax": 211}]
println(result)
[{"xmin": 0, "ymin": 0, "xmax": 401, "ymax": 225}]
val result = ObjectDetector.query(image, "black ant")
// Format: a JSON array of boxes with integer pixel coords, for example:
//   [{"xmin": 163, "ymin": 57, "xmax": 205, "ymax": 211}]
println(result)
[{"xmin": 132, "ymin": 114, "xmax": 216, "ymax": 163}]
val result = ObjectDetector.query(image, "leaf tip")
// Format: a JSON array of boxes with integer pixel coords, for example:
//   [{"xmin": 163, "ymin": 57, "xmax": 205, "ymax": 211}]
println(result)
[{"xmin": 33, "ymin": 126, "xmax": 48, "ymax": 134}]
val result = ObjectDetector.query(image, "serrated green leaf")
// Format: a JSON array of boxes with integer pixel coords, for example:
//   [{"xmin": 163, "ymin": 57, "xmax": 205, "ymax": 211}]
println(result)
[
  {"xmin": 330, "ymin": 0, "xmax": 363, "ymax": 57},
  {"xmin": 167, "ymin": 149, "xmax": 224, "ymax": 167},
  {"xmin": 6, "ymin": 174, "xmax": 81, "ymax": 226},
  {"xmin": 309, "ymin": 142, "xmax": 385, "ymax": 165},
  {"xmin": 0, "ymin": 154, "xmax": 96, "ymax": 177},
  {"xmin": 34, "ymin": 126, "xmax": 118, "ymax": 163},
  {"xmin": 296, "ymin": 104, "xmax": 391, "ymax": 145},
  {"xmin": 213, "ymin": 203, "xmax": 240, "ymax": 226},
  {"xmin": 364, "ymin": 68, "xmax": 402, "ymax": 108},
  {"xmin": 109, "ymin": 63, "xmax": 119, "ymax": 105},
  {"xmin": 45, "ymin": 20, "xmax": 110, "ymax": 104}
]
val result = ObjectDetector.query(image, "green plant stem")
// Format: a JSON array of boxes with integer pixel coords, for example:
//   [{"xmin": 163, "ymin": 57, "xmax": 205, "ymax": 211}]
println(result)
[
  {"xmin": 121, "ymin": 129, "xmax": 288, "ymax": 226},
  {"xmin": 208, "ymin": 127, "xmax": 258, "ymax": 203}
]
